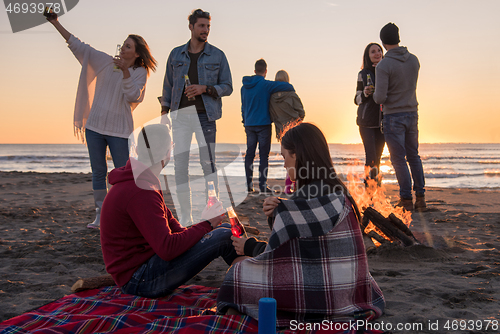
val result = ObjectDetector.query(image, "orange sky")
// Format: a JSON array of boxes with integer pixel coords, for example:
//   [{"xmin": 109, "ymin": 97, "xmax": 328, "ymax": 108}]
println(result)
[{"xmin": 1, "ymin": 0, "xmax": 499, "ymax": 144}]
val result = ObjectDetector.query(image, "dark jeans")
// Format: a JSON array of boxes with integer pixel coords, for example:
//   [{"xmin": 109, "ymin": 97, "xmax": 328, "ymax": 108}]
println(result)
[
  {"xmin": 121, "ymin": 223, "xmax": 238, "ymax": 298},
  {"xmin": 383, "ymin": 112, "xmax": 425, "ymax": 199},
  {"xmin": 244, "ymin": 125, "xmax": 272, "ymax": 190},
  {"xmin": 85, "ymin": 128, "xmax": 129, "ymax": 190},
  {"xmin": 359, "ymin": 126, "xmax": 385, "ymax": 179}
]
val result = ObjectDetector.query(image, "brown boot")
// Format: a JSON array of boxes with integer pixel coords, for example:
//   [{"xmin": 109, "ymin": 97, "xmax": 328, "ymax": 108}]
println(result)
[
  {"xmin": 396, "ymin": 198, "xmax": 413, "ymax": 211},
  {"xmin": 414, "ymin": 195, "xmax": 427, "ymax": 211}
]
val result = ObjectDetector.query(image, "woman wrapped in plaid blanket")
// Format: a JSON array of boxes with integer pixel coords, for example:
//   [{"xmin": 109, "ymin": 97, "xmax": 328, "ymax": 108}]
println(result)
[{"xmin": 217, "ymin": 123, "xmax": 385, "ymax": 327}]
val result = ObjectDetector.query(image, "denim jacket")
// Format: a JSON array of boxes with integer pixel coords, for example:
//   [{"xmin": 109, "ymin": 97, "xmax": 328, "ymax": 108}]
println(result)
[{"xmin": 161, "ymin": 40, "xmax": 233, "ymax": 121}]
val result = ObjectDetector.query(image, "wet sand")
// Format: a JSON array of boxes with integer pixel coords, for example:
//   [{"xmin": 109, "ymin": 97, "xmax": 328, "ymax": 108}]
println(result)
[{"xmin": 0, "ymin": 171, "xmax": 499, "ymax": 332}]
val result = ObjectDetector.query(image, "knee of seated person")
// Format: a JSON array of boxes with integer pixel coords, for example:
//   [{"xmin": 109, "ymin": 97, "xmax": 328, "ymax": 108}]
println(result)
[{"xmin": 209, "ymin": 224, "xmax": 233, "ymax": 241}]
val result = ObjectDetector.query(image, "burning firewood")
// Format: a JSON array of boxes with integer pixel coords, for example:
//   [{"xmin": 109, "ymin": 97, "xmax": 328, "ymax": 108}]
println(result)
[
  {"xmin": 367, "ymin": 230, "xmax": 390, "ymax": 245},
  {"xmin": 388, "ymin": 213, "xmax": 419, "ymax": 243},
  {"xmin": 362, "ymin": 207, "xmax": 417, "ymax": 247},
  {"xmin": 361, "ymin": 214, "xmax": 371, "ymax": 230}
]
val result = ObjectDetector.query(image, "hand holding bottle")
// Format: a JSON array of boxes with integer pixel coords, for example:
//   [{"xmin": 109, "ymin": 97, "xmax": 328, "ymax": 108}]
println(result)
[
  {"xmin": 231, "ymin": 235, "xmax": 248, "ymax": 255},
  {"xmin": 364, "ymin": 86, "xmax": 374, "ymax": 97},
  {"xmin": 185, "ymin": 84, "xmax": 207, "ymax": 99},
  {"xmin": 364, "ymin": 74, "xmax": 375, "ymax": 97},
  {"xmin": 201, "ymin": 200, "xmax": 225, "ymax": 229},
  {"xmin": 184, "ymin": 75, "xmax": 197, "ymax": 101},
  {"xmin": 43, "ymin": 6, "xmax": 58, "ymax": 22}
]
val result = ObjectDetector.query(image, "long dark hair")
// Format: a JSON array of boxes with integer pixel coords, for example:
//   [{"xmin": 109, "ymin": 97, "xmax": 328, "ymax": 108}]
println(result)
[
  {"xmin": 361, "ymin": 42, "xmax": 383, "ymax": 70},
  {"xmin": 281, "ymin": 122, "xmax": 361, "ymax": 221},
  {"xmin": 128, "ymin": 34, "xmax": 157, "ymax": 76}
]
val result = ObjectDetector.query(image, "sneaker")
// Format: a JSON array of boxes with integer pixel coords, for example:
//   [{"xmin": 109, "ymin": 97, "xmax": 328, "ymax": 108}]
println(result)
[
  {"xmin": 87, "ymin": 220, "xmax": 100, "ymax": 229},
  {"xmin": 87, "ymin": 212, "xmax": 100, "ymax": 229},
  {"xmin": 247, "ymin": 186, "xmax": 256, "ymax": 193},
  {"xmin": 395, "ymin": 198, "xmax": 413, "ymax": 211},
  {"xmin": 414, "ymin": 195, "xmax": 427, "ymax": 211}
]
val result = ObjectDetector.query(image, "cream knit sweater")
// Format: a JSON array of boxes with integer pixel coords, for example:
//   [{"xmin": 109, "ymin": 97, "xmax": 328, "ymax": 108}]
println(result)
[{"xmin": 68, "ymin": 35, "xmax": 147, "ymax": 140}]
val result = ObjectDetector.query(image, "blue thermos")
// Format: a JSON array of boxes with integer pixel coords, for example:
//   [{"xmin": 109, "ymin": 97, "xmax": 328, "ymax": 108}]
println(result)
[{"xmin": 258, "ymin": 298, "xmax": 277, "ymax": 334}]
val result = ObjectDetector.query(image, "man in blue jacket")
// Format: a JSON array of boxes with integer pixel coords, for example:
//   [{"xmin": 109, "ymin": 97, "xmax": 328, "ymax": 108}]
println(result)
[
  {"xmin": 160, "ymin": 9, "xmax": 233, "ymax": 225},
  {"xmin": 241, "ymin": 59, "xmax": 294, "ymax": 194}
]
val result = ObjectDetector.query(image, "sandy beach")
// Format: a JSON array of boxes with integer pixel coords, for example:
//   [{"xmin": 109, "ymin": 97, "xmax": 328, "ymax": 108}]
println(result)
[{"xmin": 0, "ymin": 171, "xmax": 499, "ymax": 332}]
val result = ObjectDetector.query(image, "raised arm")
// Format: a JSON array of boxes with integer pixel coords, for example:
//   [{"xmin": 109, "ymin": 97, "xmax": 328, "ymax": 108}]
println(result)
[
  {"xmin": 267, "ymin": 81, "xmax": 294, "ymax": 95},
  {"xmin": 46, "ymin": 12, "xmax": 70, "ymax": 42},
  {"xmin": 47, "ymin": 11, "xmax": 111, "ymax": 74}
]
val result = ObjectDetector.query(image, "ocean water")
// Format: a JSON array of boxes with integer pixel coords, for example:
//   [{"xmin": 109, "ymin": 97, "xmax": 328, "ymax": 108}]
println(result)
[{"xmin": 0, "ymin": 143, "xmax": 499, "ymax": 189}]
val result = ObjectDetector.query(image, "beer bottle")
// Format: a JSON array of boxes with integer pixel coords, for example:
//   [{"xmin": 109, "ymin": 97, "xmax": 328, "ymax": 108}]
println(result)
[
  {"xmin": 113, "ymin": 44, "xmax": 121, "ymax": 72},
  {"xmin": 184, "ymin": 75, "xmax": 196, "ymax": 101},
  {"xmin": 366, "ymin": 74, "xmax": 374, "ymax": 89}
]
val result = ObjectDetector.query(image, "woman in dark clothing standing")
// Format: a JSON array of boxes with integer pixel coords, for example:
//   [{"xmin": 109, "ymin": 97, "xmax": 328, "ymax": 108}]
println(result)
[{"xmin": 355, "ymin": 43, "xmax": 385, "ymax": 183}]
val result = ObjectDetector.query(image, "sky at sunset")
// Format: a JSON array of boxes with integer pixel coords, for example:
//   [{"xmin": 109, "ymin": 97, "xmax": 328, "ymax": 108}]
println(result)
[{"xmin": 1, "ymin": 0, "xmax": 499, "ymax": 144}]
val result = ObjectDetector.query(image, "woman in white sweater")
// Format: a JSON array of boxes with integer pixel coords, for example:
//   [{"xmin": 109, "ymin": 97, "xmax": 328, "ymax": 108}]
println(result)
[{"xmin": 46, "ymin": 12, "xmax": 157, "ymax": 228}]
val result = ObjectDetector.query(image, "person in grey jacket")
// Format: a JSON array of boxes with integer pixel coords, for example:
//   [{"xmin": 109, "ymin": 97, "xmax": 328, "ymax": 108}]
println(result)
[
  {"xmin": 373, "ymin": 22, "xmax": 425, "ymax": 211},
  {"xmin": 269, "ymin": 70, "xmax": 305, "ymax": 194},
  {"xmin": 269, "ymin": 70, "xmax": 305, "ymax": 141}
]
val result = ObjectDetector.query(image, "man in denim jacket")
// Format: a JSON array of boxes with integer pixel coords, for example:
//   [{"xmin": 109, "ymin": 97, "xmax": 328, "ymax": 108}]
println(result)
[{"xmin": 160, "ymin": 9, "xmax": 233, "ymax": 226}]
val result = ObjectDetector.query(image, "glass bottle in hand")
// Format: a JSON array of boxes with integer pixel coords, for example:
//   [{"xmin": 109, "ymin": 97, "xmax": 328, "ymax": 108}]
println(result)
[
  {"xmin": 227, "ymin": 207, "xmax": 247, "ymax": 238},
  {"xmin": 207, "ymin": 181, "xmax": 217, "ymax": 208},
  {"xmin": 184, "ymin": 75, "xmax": 196, "ymax": 101},
  {"xmin": 113, "ymin": 44, "xmax": 121, "ymax": 72}
]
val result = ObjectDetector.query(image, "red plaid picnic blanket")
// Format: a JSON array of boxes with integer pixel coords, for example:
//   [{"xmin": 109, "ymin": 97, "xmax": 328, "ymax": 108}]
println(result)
[{"xmin": 0, "ymin": 285, "xmax": 385, "ymax": 333}]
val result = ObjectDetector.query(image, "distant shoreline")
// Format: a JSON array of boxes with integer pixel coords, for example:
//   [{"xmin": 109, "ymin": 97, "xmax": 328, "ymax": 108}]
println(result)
[{"xmin": 2, "ymin": 143, "xmax": 500, "ymax": 189}]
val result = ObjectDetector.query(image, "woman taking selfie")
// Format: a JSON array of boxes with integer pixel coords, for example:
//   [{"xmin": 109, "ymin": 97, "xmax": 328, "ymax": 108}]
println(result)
[
  {"xmin": 46, "ymin": 11, "xmax": 156, "ymax": 228},
  {"xmin": 217, "ymin": 123, "xmax": 385, "ymax": 326}
]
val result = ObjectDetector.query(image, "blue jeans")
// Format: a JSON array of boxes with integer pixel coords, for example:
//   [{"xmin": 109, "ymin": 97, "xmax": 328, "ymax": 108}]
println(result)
[
  {"xmin": 85, "ymin": 128, "xmax": 129, "ymax": 190},
  {"xmin": 172, "ymin": 108, "xmax": 217, "ymax": 193},
  {"xmin": 383, "ymin": 112, "xmax": 425, "ymax": 199},
  {"xmin": 244, "ymin": 125, "xmax": 272, "ymax": 190},
  {"xmin": 359, "ymin": 126, "xmax": 385, "ymax": 179},
  {"xmin": 121, "ymin": 223, "xmax": 238, "ymax": 298}
]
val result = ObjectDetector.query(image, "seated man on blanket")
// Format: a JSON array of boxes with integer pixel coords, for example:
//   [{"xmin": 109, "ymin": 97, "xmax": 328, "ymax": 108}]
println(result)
[
  {"xmin": 100, "ymin": 124, "xmax": 245, "ymax": 298},
  {"xmin": 217, "ymin": 123, "xmax": 385, "ymax": 326}
]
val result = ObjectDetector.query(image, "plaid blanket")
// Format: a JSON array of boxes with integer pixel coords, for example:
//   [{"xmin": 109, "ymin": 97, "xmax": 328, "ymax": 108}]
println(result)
[
  {"xmin": 0, "ymin": 285, "xmax": 384, "ymax": 334},
  {"xmin": 217, "ymin": 193, "xmax": 385, "ymax": 327}
]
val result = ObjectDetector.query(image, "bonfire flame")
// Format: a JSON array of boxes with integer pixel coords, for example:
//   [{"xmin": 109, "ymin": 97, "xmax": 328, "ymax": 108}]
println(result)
[{"xmin": 346, "ymin": 170, "xmax": 412, "ymax": 244}]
